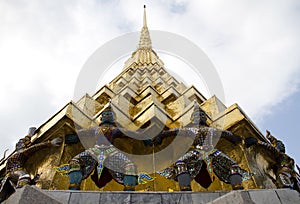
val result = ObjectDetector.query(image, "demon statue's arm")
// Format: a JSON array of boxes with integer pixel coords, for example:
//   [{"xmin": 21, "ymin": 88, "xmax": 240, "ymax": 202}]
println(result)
[
  {"xmin": 145, "ymin": 128, "xmax": 181, "ymax": 146},
  {"xmin": 76, "ymin": 126, "xmax": 146, "ymax": 144},
  {"xmin": 109, "ymin": 128, "xmax": 148, "ymax": 141},
  {"xmin": 244, "ymin": 136, "xmax": 281, "ymax": 158},
  {"xmin": 76, "ymin": 128, "xmax": 98, "ymax": 139},
  {"xmin": 23, "ymin": 138, "xmax": 62, "ymax": 157},
  {"xmin": 149, "ymin": 127, "xmax": 242, "ymax": 146},
  {"xmin": 6, "ymin": 137, "xmax": 62, "ymax": 175},
  {"xmin": 219, "ymin": 130, "xmax": 243, "ymax": 145}
]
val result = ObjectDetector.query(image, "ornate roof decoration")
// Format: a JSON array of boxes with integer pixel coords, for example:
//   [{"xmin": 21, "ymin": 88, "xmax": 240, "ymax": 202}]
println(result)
[
  {"xmin": 138, "ymin": 5, "xmax": 152, "ymax": 50},
  {"xmin": 123, "ymin": 5, "xmax": 164, "ymax": 69}
]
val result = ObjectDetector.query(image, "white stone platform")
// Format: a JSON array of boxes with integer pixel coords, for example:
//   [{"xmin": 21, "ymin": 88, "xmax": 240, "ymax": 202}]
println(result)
[{"xmin": 3, "ymin": 186, "xmax": 300, "ymax": 204}]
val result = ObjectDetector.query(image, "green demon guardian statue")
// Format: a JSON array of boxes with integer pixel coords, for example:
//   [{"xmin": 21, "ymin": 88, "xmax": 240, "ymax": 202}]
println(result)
[
  {"xmin": 67, "ymin": 102, "xmax": 142, "ymax": 191},
  {"xmin": 153, "ymin": 101, "xmax": 250, "ymax": 191},
  {"xmin": 0, "ymin": 127, "xmax": 62, "ymax": 202}
]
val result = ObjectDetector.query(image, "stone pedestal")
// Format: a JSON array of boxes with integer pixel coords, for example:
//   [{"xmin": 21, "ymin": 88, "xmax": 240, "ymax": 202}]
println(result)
[{"xmin": 4, "ymin": 186, "xmax": 300, "ymax": 204}]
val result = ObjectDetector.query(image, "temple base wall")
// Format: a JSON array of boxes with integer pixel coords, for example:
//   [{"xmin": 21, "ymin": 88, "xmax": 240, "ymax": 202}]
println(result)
[{"xmin": 4, "ymin": 185, "xmax": 300, "ymax": 204}]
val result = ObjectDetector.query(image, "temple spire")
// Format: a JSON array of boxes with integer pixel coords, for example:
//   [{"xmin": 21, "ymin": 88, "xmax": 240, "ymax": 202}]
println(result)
[
  {"xmin": 138, "ymin": 5, "xmax": 152, "ymax": 49},
  {"xmin": 143, "ymin": 5, "xmax": 147, "ymax": 27},
  {"xmin": 123, "ymin": 5, "xmax": 164, "ymax": 69}
]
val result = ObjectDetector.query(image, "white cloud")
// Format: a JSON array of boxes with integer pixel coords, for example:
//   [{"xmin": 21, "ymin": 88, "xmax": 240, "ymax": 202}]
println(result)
[
  {"xmin": 0, "ymin": 0, "xmax": 299, "ymax": 164},
  {"xmin": 146, "ymin": 0, "xmax": 300, "ymax": 121}
]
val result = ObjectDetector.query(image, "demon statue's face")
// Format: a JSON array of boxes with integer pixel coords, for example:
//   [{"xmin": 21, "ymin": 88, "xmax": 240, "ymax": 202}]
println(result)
[
  {"xmin": 15, "ymin": 139, "xmax": 26, "ymax": 152},
  {"xmin": 191, "ymin": 109, "xmax": 207, "ymax": 126},
  {"xmin": 101, "ymin": 110, "xmax": 115, "ymax": 124}
]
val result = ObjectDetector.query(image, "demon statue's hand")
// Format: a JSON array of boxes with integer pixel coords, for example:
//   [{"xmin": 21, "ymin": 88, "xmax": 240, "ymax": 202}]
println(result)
[
  {"xmin": 244, "ymin": 137, "xmax": 258, "ymax": 148},
  {"xmin": 151, "ymin": 135, "xmax": 163, "ymax": 146},
  {"xmin": 143, "ymin": 135, "xmax": 163, "ymax": 146},
  {"xmin": 50, "ymin": 137, "xmax": 63, "ymax": 146},
  {"xmin": 143, "ymin": 139, "xmax": 152, "ymax": 146},
  {"xmin": 143, "ymin": 135, "xmax": 162, "ymax": 146}
]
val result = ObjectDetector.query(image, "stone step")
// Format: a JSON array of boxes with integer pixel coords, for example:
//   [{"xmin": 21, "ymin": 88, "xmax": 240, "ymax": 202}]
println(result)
[{"xmin": 4, "ymin": 186, "xmax": 300, "ymax": 204}]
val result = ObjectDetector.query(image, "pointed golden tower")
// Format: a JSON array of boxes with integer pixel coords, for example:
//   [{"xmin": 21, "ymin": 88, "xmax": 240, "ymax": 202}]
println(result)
[
  {"xmin": 123, "ymin": 5, "xmax": 164, "ymax": 68},
  {"xmin": 0, "ymin": 6, "xmax": 280, "ymax": 192}
]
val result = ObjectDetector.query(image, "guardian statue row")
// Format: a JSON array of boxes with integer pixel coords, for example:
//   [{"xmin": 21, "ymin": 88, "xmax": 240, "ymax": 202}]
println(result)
[
  {"xmin": 1, "ymin": 100, "xmax": 299, "ymax": 202},
  {"xmin": 62, "ymin": 101, "xmax": 246, "ymax": 191}
]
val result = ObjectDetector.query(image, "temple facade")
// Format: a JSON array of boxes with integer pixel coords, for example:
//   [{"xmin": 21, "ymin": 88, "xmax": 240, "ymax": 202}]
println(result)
[{"xmin": 0, "ymin": 7, "xmax": 286, "ymax": 193}]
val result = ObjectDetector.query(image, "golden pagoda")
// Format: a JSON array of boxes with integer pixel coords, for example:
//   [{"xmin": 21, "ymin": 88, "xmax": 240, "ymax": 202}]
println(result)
[{"xmin": 0, "ymin": 6, "xmax": 279, "ymax": 192}]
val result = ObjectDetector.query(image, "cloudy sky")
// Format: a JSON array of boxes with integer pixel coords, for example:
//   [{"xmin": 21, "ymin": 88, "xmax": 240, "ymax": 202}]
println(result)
[{"xmin": 0, "ymin": 0, "xmax": 299, "ymax": 165}]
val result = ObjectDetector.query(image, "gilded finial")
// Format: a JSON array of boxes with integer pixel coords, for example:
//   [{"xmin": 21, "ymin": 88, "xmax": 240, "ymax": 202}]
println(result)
[
  {"xmin": 123, "ymin": 5, "xmax": 165, "ymax": 68},
  {"xmin": 138, "ymin": 5, "xmax": 152, "ymax": 49},
  {"xmin": 143, "ymin": 5, "xmax": 147, "ymax": 27}
]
